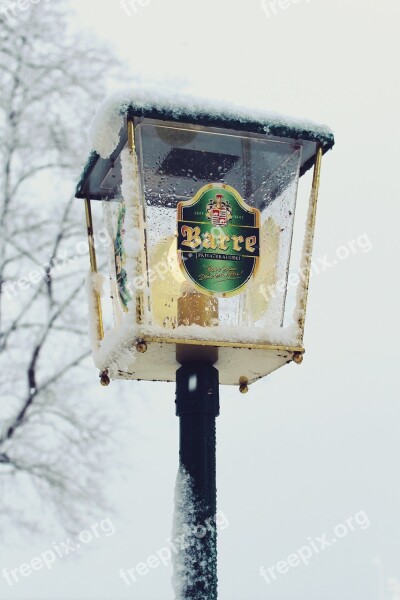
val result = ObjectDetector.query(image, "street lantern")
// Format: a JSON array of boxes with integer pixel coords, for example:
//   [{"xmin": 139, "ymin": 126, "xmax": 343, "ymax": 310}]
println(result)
[
  {"xmin": 76, "ymin": 89, "xmax": 334, "ymax": 600},
  {"xmin": 76, "ymin": 91, "xmax": 334, "ymax": 390}
]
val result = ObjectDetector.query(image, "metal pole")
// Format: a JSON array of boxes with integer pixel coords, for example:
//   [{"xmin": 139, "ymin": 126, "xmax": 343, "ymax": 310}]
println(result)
[{"xmin": 175, "ymin": 361, "xmax": 220, "ymax": 600}]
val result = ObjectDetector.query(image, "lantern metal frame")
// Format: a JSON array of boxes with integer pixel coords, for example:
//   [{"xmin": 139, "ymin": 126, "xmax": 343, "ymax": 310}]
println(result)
[{"xmin": 78, "ymin": 102, "xmax": 331, "ymax": 386}]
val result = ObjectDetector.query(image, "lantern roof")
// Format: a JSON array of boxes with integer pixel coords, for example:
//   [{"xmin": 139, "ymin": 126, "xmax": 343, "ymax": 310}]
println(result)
[{"xmin": 76, "ymin": 88, "xmax": 335, "ymax": 200}]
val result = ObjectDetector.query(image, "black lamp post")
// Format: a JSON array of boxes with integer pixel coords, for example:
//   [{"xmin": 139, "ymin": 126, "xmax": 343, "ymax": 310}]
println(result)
[
  {"xmin": 76, "ymin": 90, "xmax": 334, "ymax": 597},
  {"xmin": 175, "ymin": 362, "xmax": 219, "ymax": 599}
]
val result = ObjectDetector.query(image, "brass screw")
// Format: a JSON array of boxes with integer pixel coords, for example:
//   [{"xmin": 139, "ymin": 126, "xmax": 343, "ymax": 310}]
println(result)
[
  {"xmin": 239, "ymin": 376, "xmax": 249, "ymax": 394},
  {"xmin": 100, "ymin": 371, "xmax": 110, "ymax": 387},
  {"xmin": 293, "ymin": 352, "xmax": 304, "ymax": 365},
  {"xmin": 136, "ymin": 341, "xmax": 148, "ymax": 354}
]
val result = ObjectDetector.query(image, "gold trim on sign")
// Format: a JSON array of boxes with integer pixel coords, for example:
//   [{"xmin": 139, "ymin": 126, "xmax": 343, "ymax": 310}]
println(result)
[
  {"xmin": 85, "ymin": 198, "xmax": 104, "ymax": 342},
  {"xmin": 297, "ymin": 147, "xmax": 323, "ymax": 335},
  {"xmin": 177, "ymin": 183, "xmax": 260, "ymax": 222}
]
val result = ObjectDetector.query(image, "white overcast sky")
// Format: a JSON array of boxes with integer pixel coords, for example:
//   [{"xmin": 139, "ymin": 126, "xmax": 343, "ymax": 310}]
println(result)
[{"xmin": 1, "ymin": 0, "xmax": 400, "ymax": 599}]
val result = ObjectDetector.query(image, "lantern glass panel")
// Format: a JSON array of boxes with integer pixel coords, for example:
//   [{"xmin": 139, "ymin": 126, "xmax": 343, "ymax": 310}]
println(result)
[{"xmin": 134, "ymin": 121, "xmax": 302, "ymax": 337}]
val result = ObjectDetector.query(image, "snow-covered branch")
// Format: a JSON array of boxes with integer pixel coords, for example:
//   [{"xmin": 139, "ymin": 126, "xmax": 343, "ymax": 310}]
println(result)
[{"xmin": 0, "ymin": 1, "xmax": 124, "ymax": 536}]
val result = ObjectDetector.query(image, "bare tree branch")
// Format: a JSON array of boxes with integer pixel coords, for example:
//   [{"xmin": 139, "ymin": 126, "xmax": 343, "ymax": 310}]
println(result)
[{"xmin": 0, "ymin": 2, "xmax": 124, "ymax": 536}]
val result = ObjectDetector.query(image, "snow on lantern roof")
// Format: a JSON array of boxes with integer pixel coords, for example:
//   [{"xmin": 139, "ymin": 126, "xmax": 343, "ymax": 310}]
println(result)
[{"xmin": 76, "ymin": 87, "xmax": 334, "ymax": 200}]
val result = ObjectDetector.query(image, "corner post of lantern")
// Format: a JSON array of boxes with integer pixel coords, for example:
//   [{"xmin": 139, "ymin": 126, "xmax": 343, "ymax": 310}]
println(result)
[
  {"xmin": 296, "ymin": 146, "xmax": 323, "ymax": 357},
  {"xmin": 127, "ymin": 118, "xmax": 146, "ymax": 328},
  {"xmin": 84, "ymin": 196, "xmax": 104, "ymax": 343}
]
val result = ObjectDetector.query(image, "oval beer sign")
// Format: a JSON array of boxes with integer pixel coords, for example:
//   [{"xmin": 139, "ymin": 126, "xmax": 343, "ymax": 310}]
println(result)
[{"xmin": 177, "ymin": 184, "xmax": 260, "ymax": 297}]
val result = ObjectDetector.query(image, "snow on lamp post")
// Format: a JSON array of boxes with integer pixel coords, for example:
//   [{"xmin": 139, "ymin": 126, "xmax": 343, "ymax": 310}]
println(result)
[{"xmin": 76, "ymin": 89, "xmax": 334, "ymax": 599}]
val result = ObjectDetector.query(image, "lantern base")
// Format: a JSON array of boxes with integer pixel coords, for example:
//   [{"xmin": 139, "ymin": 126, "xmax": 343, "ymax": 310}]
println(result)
[{"xmin": 97, "ymin": 336, "xmax": 303, "ymax": 386}]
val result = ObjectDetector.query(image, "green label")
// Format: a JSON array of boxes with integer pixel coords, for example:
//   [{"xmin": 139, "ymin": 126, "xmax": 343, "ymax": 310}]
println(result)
[{"xmin": 177, "ymin": 184, "xmax": 260, "ymax": 297}]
